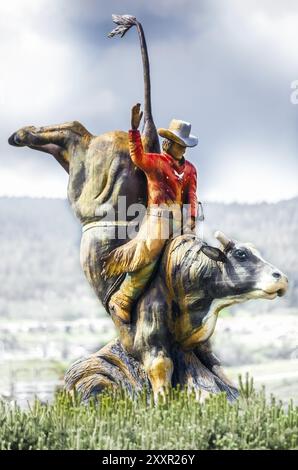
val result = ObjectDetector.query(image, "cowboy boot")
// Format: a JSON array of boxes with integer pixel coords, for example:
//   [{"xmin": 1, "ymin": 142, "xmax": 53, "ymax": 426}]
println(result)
[{"xmin": 108, "ymin": 290, "xmax": 133, "ymax": 323}]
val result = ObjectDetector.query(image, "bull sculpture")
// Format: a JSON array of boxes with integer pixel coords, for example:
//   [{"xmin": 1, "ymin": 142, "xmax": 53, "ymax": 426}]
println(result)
[{"xmin": 8, "ymin": 15, "xmax": 288, "ymax": 402}]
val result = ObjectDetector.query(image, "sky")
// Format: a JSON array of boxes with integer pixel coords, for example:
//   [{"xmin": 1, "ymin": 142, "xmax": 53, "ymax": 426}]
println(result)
[{"xmin": 0, "ymin": 0, "xmax": 297, "ymax": 203}]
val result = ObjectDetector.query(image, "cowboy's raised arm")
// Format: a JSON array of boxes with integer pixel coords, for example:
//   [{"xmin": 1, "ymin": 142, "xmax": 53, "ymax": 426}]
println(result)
[{"xmin": 128, "ymin": 104, "xmax": 151, "ymax": 171}]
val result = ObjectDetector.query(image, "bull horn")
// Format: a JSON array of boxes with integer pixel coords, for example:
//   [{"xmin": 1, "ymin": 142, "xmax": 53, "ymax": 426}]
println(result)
[{"xmin": 214, "ymin": 231, "xmax": 232, "ymax": 249}]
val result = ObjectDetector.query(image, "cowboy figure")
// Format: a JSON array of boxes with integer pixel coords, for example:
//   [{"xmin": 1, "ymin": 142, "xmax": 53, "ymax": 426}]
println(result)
[{"xmin": 103, "ymin": 103, "xmax": 199, "ymax": 322}]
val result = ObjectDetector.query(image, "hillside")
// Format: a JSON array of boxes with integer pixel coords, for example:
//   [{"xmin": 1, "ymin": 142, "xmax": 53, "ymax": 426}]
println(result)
[{"xmin": 0, "ymin": 196, "xmax": 297, "ymax": 320}]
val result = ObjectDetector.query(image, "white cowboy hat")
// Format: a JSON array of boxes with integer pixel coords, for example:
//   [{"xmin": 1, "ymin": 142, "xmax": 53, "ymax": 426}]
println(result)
[{"xmin": 158, "ymin": 119, "xmax": 198, "ymax": 148}]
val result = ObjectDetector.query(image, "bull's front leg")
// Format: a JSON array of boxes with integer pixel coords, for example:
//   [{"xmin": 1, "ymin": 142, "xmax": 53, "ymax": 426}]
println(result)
[
  {"xmin": 143, "ymin": 349, "xmax": 173, "ymax": 403},
  {"xmin": 194, "ymin": 339, "xmax": 235, "ymax": 388},
  {"xmin": 134, "ymin": 290, "xmax": 174, "ymax": 403}
]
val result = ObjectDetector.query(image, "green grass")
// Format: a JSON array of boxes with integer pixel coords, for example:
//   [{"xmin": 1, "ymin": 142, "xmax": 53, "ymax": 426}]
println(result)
[{"xmin": 0, "ymin": 377, "xmax": 297, "ymax": 450}]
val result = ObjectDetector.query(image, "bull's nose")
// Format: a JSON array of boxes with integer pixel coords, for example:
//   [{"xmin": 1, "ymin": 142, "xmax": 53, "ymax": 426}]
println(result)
[
  {"xmin": 273, "ymin": 271, "xmax": 288, "ymax": 284},
  {"xmin": 272, "ymin": 271, "xmax": 281, "ymax": 279}
]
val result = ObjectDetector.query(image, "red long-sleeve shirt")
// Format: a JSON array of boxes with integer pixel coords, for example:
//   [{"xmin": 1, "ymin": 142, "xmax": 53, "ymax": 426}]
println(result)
[{"xmin": 129, "ymin": 130, "xmax": 198, "ymax": 218}]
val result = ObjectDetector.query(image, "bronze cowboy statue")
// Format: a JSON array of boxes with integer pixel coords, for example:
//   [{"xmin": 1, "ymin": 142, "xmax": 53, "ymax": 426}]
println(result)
[{"xmin": 8, "ymin": 15, "xmax": 288, "ymax": 402}]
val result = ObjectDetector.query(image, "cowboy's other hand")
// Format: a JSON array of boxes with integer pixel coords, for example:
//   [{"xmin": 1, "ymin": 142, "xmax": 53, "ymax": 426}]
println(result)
[{"xmin": 131, "ymin": 103, "xmax": 143, "ymax": 130}]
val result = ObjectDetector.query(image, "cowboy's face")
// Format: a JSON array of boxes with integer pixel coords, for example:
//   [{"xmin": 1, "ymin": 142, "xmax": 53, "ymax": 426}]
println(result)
[{"xmin": 168, "ymin": 141, "xmax": 186, "ymax": 160}]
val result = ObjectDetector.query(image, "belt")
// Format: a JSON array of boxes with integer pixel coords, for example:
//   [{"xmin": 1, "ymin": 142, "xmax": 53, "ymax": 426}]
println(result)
[
  {"xmin": 146, "ymin": 207, "xmax": 181, "ymax": 217},
  {"xmin": 82, "ymin": 220, "xmax": 139, "ymax": 233}
]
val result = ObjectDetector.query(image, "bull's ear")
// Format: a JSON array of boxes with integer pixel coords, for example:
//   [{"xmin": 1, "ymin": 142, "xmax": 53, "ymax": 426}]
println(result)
[{"xmin": 201, "ymin": 245, "xmax": 227, "ymax": 263}]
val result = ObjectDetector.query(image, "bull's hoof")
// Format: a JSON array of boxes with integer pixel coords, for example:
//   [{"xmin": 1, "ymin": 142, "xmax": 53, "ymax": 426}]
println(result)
[
  {"xmin": 8, "ymin": 126, "xmax": 36, "ymax": 147},
  {"xmin": 8, "ymin": 132, "xmax": 24, "ymax": 147}
]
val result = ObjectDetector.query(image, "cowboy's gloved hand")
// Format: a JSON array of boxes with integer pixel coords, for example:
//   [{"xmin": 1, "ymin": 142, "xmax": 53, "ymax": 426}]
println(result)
[
  {"xmin": 131, "ymin": 103, "xmax": 143, "ymax": 130},
  {"xmin": 191, "ymin": 216, "xmax": 196, "ymax": 231}
]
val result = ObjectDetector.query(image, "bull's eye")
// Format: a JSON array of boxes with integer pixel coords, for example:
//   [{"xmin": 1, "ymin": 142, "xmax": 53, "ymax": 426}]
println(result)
[{"xmin": 234, "ymin": 249, "xmax": 248, "ymax": 261}]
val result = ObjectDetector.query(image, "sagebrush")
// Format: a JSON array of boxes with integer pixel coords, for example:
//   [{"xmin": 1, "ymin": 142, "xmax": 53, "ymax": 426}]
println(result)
[{"xmin": 0, "ymin": 378, "xmax": 297, "ymax": 450}]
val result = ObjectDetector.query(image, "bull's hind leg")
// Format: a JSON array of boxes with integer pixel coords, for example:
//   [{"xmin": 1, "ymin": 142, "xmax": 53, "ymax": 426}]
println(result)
[
  {"xmin": 8, "ymin": 121, "xmax": 92, "ymax": 171},
  {"xmin": 10, "ymin": 121, "xmax": 91, "ymax": 147}
]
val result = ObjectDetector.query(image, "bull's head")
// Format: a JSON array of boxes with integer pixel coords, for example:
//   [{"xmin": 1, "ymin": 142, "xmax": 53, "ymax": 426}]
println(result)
[
  {"xmin": 164, "ymin": 232, "xmax": 288, "ymax": 348},
  {"xmin": 201, "ymin": 231, "xmax": 288, "ymax": 300}
]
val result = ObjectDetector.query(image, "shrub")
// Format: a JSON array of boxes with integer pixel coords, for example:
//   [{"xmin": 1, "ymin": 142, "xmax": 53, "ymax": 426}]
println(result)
[{"xmin": 0, "ymin": 379, "xmax": 297, "ymax": 450}]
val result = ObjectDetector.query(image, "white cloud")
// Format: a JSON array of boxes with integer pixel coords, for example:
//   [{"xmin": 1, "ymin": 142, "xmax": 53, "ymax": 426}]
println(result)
[
  {"xmin": 0, "ymin": 158, "xmax": 68, "ymax": 198},
  {"xmin": 0, "ymin": 1, "xmax": 75, "ymax": 122},
  {"xmin": 204, "ymin": 144, "xmax": 298, "ymax": 203},
  {"xmin": 252, "ymin": 11, "xmax": 298, "ymax": 66},
  {"xmin": 1, "ymin": 0, "xmax": 297, "ymax": 203}
]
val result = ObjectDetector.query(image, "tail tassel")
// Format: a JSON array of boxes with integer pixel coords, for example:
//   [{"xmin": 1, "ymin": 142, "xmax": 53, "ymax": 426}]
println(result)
[{"xmin": 108, "ymin": 14, "xmax": 137, "ymax": 38}]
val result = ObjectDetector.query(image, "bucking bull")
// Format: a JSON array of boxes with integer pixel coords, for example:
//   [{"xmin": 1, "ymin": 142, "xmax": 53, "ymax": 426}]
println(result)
[{"xmin": 8, "ymin": 15, "xmax": 288, "ymax": 401}]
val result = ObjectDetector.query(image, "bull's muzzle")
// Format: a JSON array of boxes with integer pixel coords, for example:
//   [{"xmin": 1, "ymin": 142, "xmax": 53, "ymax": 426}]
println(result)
[{"xmin": 266, "ymin": 270, "xmax": 288, "ymax": 297}]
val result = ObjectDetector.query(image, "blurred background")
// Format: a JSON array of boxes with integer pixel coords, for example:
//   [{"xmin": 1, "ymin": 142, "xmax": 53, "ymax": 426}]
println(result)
[{"xmin": 0, "ymin": 0, "xmax": 297, "ymax": 405}]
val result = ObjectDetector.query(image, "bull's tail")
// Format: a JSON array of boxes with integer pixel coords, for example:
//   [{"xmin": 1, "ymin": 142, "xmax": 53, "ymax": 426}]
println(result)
[{"xmin": 108, "ymin": 14, "xmax": 160, "ymax": 153}]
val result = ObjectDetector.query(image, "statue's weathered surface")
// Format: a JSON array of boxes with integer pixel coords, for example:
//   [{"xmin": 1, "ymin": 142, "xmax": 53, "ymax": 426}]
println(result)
[
  {"xmin": 103, "ymin": 103, "xmax": 199, "ymax": 324},
  {"xmin": 8, "ymin": 15, "xmax": 288, "ymax": 402}
]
